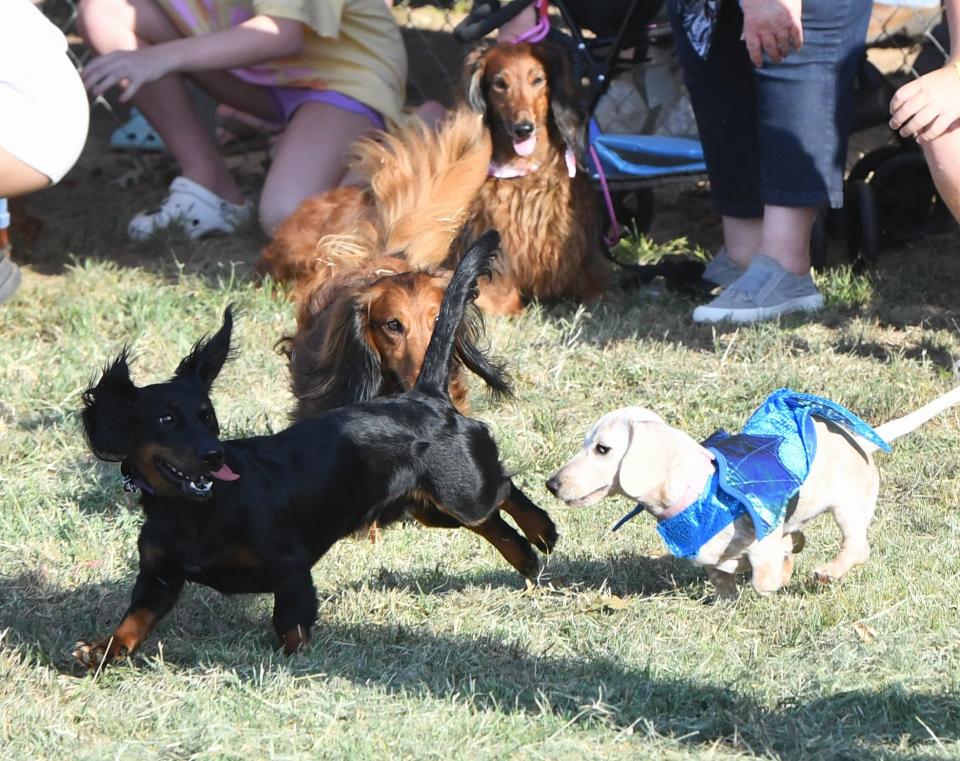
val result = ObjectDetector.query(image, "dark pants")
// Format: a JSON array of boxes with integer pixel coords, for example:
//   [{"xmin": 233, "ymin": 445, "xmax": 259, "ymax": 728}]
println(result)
[{"xmin": 667, "ymin": 0, "xmax": 872, "ymax": 217}]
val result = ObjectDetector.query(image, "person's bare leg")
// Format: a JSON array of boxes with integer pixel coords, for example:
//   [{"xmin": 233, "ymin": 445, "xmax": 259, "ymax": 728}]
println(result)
[
  {"xmin": 259, "ymin": 103, "xmax": 378, "ymax": 235},
  {"xmin": 721, "ymin": 215, "xmax": 763, "ymax": 268},
  {"xmin": 721, "ymin": 206, "xmax": 816, "ymax": 275},
  {"xmin": 78, "ymin": 0, "xmax": 258, "ymax": 203},
  {"xmin": 759, "ymin": 205, "xmax": 817, "ymax": 275},
  {"xmin": 0, "ymin": 147, "xmax": 50, "ymax": 198},
  {"xmin": 921, "ymin": 125, "xmax": 960, "ymax": 221},
  {"xmin": 415, "ymin": 100, "xmax": 447, "ymax": 130}
]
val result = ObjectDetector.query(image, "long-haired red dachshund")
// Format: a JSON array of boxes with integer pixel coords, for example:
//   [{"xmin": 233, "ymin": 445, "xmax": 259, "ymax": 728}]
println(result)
[
  {"xmin": 283, "ymin": 253, "xmax": 509, "ymax": 417},
  {"xmin": 406, "ymin": 42, "xmax": 610, "ymax": 314},
  {"xmin": 259, "ymin": 110, "xmax": 506, "ymax": 413}
]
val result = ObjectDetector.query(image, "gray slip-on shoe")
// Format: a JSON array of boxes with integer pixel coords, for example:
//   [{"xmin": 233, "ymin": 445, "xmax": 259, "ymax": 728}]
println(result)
[
  {"xmin": 701, "ymin": 248, "xmax": 745, "ymax": 289},
  {"xmin": 693, "ymin": 254, "xmax": 823, "ymax": 324},
  {"xmin": 0, "ymin": 255, "xmax": 21, "ymax": 305}
]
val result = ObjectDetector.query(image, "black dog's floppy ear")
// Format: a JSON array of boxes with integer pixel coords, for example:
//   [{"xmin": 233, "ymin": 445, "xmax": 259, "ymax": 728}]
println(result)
[
  {"xmin": 463, "ymin": 42, "xmax": 491, "ymax": 115},
  {"xmin": 541, "ymin": 43, "xmax": 586, "ymax": 157},
  {"xmin": 175, "ymin": 305, "xmax": 235, "ymax": 392},
  {"xmin": 82, "ymin": 349, "xmax": 139, "ymax": 462}
]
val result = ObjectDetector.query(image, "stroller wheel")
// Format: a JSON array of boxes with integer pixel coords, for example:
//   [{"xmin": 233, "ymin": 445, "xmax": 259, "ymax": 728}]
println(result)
[
  {"xmin": 848, "ymin": 144, "xmax": 903, "ymax": 184},
  {"xmin": 869, "ymin": 153, "xmax": 952, "ymax": 243},
  {"xmin": 845, "ymin": 179, "xmax": 879, "ymax": 265},
  {"xmin": 810, "ymin": 209, "xmax": 828, "ymax": 271},
  {"xmin": 609, "ymin": 188, "xmax": 655, "ymax": 234}
]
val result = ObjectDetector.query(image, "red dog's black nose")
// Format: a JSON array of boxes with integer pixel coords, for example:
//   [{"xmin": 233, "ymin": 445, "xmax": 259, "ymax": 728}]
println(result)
[{"xmin": 512, "ymin": 121, "xmax": 535, "ymax": 139}]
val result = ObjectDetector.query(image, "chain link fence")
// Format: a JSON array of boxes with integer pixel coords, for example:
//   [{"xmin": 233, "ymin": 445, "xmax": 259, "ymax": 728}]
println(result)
[{"xmin": 867, "ymin": 3, "xmax": 947, "ymax": 79}]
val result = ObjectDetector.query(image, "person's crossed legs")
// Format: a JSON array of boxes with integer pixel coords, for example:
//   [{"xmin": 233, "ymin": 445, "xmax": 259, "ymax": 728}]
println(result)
[{"xmin": 78, "ymin": 0, "xmax": 383, "ymax": 238}]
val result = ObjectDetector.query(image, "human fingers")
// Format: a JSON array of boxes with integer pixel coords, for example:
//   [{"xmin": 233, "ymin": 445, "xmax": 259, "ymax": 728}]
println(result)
[
  {"xmin": 898, "ymin": 103, "xmax": 939, "ymax": 139},
  {"xmin": 889, "ymin": 80, "xmax": 921, "ymax": 120},
  {"xmin": 759, "ymin": 31, "xmax": 783, "ymax": 64},
  {"xmin": 743, "ymin": 32, "xmax": 764, "ymax": 67},
  {"xmin": 889, "ymin": 87, "xmax": 925, "ymax": 130},
  {"xmin": 917, "ymin": 112, "xmax": 956, "ymax": 143},
  {"xmin": 82, "ymin": 55, "xmax": 130, "ymax": 96},
  {"xmin": 788, "ymin": 22, "xmax": 803, "ymax": 52},
  {"xmin": 119, "ymin": 76, "xmax": 142, "ymax": 103},
  {"xmin": 773, "ymin": 29, "xmax": 791, "ymax": 60},
  {"xmin": 81, "ymin": 55, "xmax": 113, "ymax": 91}
]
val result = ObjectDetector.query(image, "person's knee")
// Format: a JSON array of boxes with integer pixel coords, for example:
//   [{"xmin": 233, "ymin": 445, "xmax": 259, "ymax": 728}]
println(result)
[
  {"xmin": 259, "ymin": 194, "xmax": 300, "ymax": 238},
  {"xmin": 76, "ymin": 0, "xmax": 127, "ymax": 44}
]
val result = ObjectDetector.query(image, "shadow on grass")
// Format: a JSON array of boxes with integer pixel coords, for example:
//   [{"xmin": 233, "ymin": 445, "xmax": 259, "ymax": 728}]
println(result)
[
  {"xmin": 349, "ymin": 550, "xmax": 704, "ymax": 599},
  {"xmin": 834, "ymin": 335, "xmax": 957, "ymax": 373},
  {"xmin": 2, "ymin": 571, "xmax": 956, "ymax": 758}
]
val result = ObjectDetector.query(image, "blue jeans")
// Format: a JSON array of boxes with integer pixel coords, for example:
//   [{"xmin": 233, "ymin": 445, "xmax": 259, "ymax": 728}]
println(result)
[{"xmin": 667, "ymin": 0, "xmax": 872, "ymax": 216}]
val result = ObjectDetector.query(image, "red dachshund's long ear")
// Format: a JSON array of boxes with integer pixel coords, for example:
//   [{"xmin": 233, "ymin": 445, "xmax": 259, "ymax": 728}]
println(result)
[
  {"xmin": 290, "ymin": 292, "xmax": 383, "ymax": 414},
  {"xmin": 454, "ymin": 301, "xmax": 512, "ymax": 400},
  {"xmin": 82, "ymin": 349, "xmax": 139, "ymax": 462},
  {"xmin": 540, "ymin": 43, "xmax": 586, "ymax": 157},
  {"xmin": 174, "ymin": 305, "xmax": 235, "ymax": 392},
  {"xmin": 463, "ymin": 42, "xmax": 492, "ymax": 115}
]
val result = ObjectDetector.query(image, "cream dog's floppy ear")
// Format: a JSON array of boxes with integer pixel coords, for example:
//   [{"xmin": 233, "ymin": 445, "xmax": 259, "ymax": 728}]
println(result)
[
  {"xmin": 618, "ymin": 420, "xmax": 715, "ymax": 505},
  {"xmin": 618, "ymin": 418, "xmax": 669, "ymax": 500}
]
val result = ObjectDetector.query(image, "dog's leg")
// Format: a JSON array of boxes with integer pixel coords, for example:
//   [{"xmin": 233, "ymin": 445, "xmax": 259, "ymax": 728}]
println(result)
[
  {"xmin": 475, "ymin": 274, "xmax": 524, "ymax": 315},
  {"xmin": 270, "ymin": 562, "xmax": 319, "ymax": 655},
  {"xmin": 411, "ymin": 502, "xmax": 541, "ymax": 578},
  {"xmin": 499, "ymin": 483, "xmax": 558, "ymax": 553},
  {"xmin": 812, "ymin": 489, "xmax": 878, "ymax": 583},
  {"xmin": 747, "ymin": 529, "xmax": 789, "ymax": 596},
  {"xmin": 468, "ymin": 513, "xmax": 542, "ymax": 578},
  {"xmin": 73, "ymin": 568, "xmax": 185, "ymax": 669},
  {"xmin": 705, "ymin": 567, "xmax": 739, "ymax": 601},
  {"xmin": 409, "ymin": 502, "xmax": 464, "ymax": 529},
  {"xmin": 780, "ymin": 531, "xmax": 805, "ymax": 588}
]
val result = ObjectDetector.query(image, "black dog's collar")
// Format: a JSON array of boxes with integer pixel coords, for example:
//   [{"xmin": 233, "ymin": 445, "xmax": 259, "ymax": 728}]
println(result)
[{"xmin": 121, "ymin": 460, "xmax": 155, "ymax": 496}]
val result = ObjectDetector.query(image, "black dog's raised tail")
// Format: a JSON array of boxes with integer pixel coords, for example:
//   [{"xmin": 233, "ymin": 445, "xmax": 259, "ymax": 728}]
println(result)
[{"xmin": 417, "ymin": 230, "xmax": 500, "ymax": 397}]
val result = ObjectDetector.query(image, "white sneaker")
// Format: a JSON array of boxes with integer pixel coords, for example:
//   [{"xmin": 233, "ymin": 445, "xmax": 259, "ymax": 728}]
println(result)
[{"xmin": 128, "ymin": 176, "xmax": 252, "ymax": 241}]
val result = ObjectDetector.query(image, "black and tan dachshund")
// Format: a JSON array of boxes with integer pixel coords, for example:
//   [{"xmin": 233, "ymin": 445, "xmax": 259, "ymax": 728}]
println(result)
[{"xmin": 76, "ymin": 231, "xmax": 556, "ymax": 668}]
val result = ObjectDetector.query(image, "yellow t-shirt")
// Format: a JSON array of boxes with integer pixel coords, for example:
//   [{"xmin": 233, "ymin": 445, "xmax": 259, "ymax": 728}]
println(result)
[{"xmin": 158, "ymin": 0, "xmax": 406, "ymax": 126}]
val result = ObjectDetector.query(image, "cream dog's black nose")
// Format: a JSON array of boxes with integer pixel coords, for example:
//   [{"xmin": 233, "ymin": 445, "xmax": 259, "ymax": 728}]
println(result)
[{"xmin": 545, "ymin": 475, "xmax": 560, "ymax": 496}]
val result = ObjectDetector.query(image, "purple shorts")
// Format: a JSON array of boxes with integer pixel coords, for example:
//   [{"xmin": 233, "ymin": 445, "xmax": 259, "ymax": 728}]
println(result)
[{"xmin": 269, "ymin": 87, "xmax": 386, "ymax": 130}]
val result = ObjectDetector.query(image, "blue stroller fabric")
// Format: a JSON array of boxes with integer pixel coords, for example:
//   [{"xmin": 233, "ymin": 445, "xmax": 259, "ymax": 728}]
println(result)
[{"xmin": 614, "ymin": 388, "xmax": 890, "ymax": 558}]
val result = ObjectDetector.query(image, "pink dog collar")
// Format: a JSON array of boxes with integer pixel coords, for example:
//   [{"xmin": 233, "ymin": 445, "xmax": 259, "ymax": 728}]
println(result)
[{"xmin": 488, "ymin": 148, "xmax": 576, "ymax": 179}]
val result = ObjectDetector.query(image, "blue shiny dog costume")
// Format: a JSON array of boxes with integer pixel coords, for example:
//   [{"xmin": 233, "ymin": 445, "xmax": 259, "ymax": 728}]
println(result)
[{"xmin": 613, "ymin": 388, "xmax": 890, "ymax": 558}]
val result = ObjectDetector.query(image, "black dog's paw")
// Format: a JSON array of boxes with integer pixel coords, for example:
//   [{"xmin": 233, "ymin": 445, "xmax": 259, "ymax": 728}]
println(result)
[
  {"xmin": 73, "ymin": 637, "xmax": 128, "ymax": 670},
  {"xmin": 280, "ymin": 625, "xmax": 311, "ymax": 656},
  {"xmin": 531, "ymin": 517, "xmax": 559, "ymax": 555},
  {"xmin": 514, "ymin": 540, "xmax": 542, "ymax": 579}
]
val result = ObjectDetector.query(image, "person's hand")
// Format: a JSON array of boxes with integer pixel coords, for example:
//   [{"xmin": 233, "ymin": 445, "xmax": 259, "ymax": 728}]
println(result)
[
  {"xmin": 82, "ymin": 47, "xmax": 178, "ymax": 102},
  {"xmin": 740, "ymin": 0, "xmax": 803, "ymax": 68},
  {"xmin": 889, "ymin": 63, "xmax": 960, "ymax": 143}
]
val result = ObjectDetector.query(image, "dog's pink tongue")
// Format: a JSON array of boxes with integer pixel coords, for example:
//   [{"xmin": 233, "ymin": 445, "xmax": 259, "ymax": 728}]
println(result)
[
  {"xmin": 513, "ymin": 135, "xmax": 536, "ymax": 156},
  {"xmin": 210, "ymin": 464, "xmax": 240, "ymax": 481}
]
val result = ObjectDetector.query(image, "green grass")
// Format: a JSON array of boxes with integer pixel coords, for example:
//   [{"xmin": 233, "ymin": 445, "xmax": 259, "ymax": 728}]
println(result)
[{"xmin": 3, "ymin": 156, "xmax": 960, "ymax": 759}]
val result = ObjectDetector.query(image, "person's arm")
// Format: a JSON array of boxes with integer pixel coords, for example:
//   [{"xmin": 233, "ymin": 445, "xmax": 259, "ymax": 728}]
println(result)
[
  {"xmin": 739, "ymin": 0, "xmax": 803, "ymax": 68},
  {"xmin": 889, "ymin": 0, "xmax": 960, "ymax": 143},
  {"xmin": 82, "ymin": 15, "xmax": 304, "ymax": 102}
]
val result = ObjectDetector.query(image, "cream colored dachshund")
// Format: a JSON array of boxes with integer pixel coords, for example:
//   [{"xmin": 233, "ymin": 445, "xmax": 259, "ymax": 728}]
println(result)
[{"xmin": 547, "ymin": 386, "xmax": 960, "ymax": 599}]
